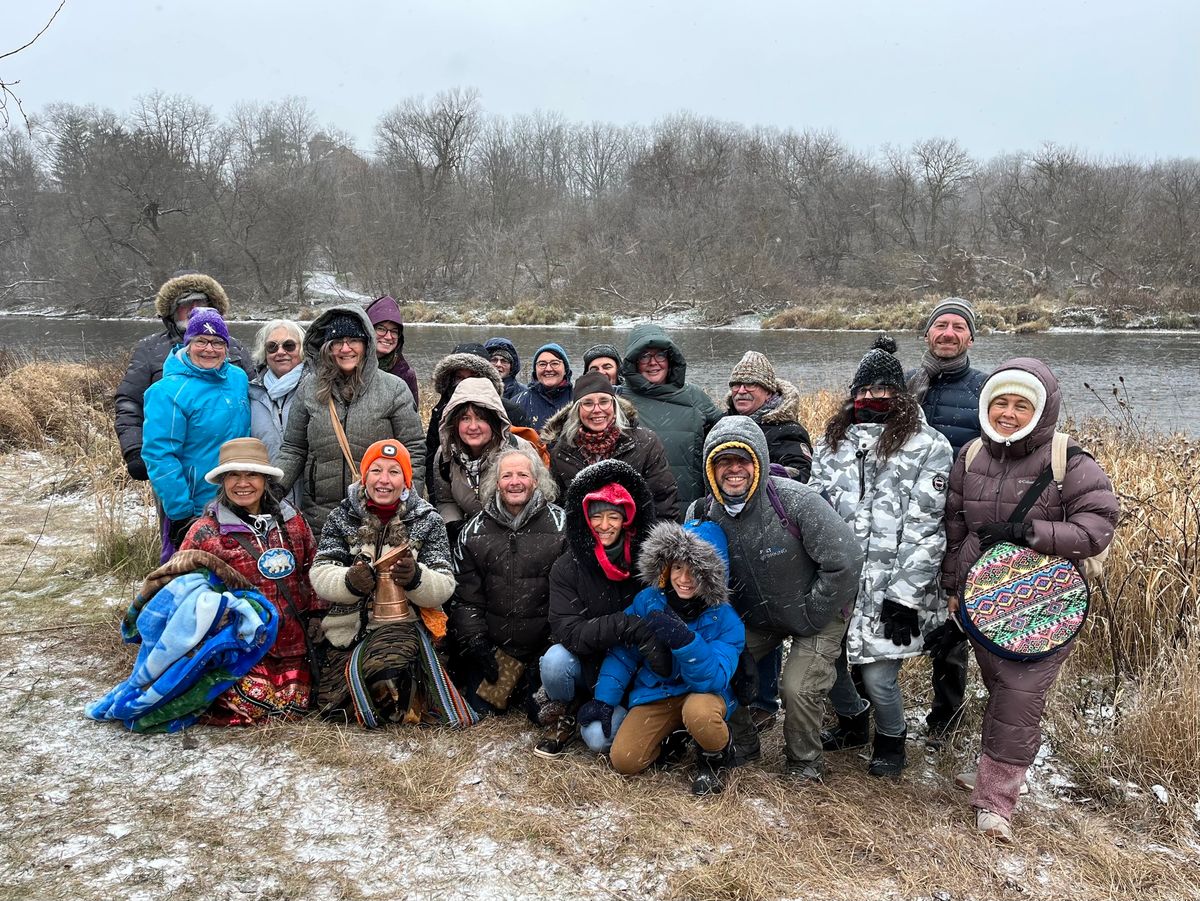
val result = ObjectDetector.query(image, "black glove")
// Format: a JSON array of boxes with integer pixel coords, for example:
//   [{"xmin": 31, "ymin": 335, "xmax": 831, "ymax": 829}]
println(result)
[
  {"xmin": 880, "ymin": 599, "xmax": 919, "ymax": 647},
  {"xmin": 731, "ymin": 648, "xmax": 760, "ymax": 706},
  {"xmin": 466, "ymin": 640, "xmax": 499, "ymax": 683},
  {"xmin": 124, "ymin": 450, "xmax": 148, "ymax": 481},
  {"xmin": 578, "ymin": 699, "xmax": 616, "ymax": 738},
  {"xmin": 924, "ymin": 619, "xmax": 968, "ymax": 658},
  {"xmin": 167, "ymin": 516, "xmax": 195, "ymax": 550},
  {"xmin": 979, "ymin": 521, "xmax": 1030, "ymax": 552},
  {"xmin": 344, "ymin": 561, "xmax": 377, "ymax": 597},
  {"xmin": 627, "ymin": 617, "xmax": 673, "ymax": 678},
  {"xmin": 644, "ymin": 608, "xmax": 694, "ymax": 651}
]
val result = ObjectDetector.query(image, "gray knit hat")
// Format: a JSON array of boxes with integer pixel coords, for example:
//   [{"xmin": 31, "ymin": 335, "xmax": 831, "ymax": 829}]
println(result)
[
  {"xmin": 729, "ymin": 351, "xmax": 779, "ymax": 393},
  {"xmin": 924, "ymin": 297, "xmax": 977, "ymax": 337},
  {"xmin": 584, "ymin": 343, "xmax": 622, "ymax": 370}
]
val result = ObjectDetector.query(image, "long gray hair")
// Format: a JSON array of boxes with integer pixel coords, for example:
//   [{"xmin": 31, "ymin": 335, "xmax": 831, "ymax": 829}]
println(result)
[
  {"xmin": 251, "ymin": 319, "xmax": 307, "ymax": 367},
  {"xmin": 480, "ymin": 446, "xmax": 558, "ymax": 507},
  {"xmin": 315, "ymin": 340, "xmax": 368, "ymax": 404},
  {"xmin": 559, "ymin": 394, "xmax": 630, "ymax": 447}
]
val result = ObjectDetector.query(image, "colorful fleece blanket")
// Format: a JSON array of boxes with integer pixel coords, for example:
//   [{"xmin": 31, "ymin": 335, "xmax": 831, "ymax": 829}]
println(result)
[{"xmin": 87, "ymin": 569, "xmax": 278, "ymax": 733}]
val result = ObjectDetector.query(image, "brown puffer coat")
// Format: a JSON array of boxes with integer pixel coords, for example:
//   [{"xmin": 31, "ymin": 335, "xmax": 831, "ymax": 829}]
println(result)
[{"xmin": 941, "ymin": 358, "xmax": 1118, "ymax": 594}]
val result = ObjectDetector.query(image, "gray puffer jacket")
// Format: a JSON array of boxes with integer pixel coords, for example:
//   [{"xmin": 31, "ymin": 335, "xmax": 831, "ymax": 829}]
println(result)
[
  {"xmin": 810, "ymin": 413, "xmax": 952, "ymax": 663},
  {"xmin": 686, "ymin": 416, "xmax": 863, "ymax": 637},
  {"xmin": 277, "ymin": 305, "xmax": 425, "ymax": 533}
]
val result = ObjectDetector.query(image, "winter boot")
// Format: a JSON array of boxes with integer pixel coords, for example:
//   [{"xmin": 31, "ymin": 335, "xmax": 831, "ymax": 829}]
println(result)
[
  {"xmin": 820, "ymin": 704, "xmax": 872, "ymax": 751},
  {"xmin": 533, "ymin": 715, "xmax": 578, "ymax": 759},
  {"xmin": 652, "ymin": 729, "xmax": 693, "ymax": 770},
  {"xmin": 691, "ymin": 742, "xmax": 730, "ymax": 796},
  {"xmin": 866, "ymin": 728, "xmax": 907, "ymax": 778}
]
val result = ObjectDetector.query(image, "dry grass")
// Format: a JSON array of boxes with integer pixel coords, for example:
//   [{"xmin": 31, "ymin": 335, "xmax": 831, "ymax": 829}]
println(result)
[{"xmin": 762, "ymin": 293, "xmax": 1059, "ymax": 332}]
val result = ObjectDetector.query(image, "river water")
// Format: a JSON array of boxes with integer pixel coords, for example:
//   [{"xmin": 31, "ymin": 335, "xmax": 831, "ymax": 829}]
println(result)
[{"xmin": 1, "ymin": 315, "xmax": 1194, "ymax": 432}]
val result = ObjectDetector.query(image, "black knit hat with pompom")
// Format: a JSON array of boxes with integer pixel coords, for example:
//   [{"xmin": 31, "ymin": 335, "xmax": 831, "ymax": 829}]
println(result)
[{"xmin": 850, "ymin": 335, "xmax": 905, "ymax": 395}]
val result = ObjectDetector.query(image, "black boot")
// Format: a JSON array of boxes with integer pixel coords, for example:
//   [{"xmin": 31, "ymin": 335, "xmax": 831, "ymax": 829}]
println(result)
[
  {"xmin": 820, "ymin": 704, "xmax": 871, "ymax": 751},
  {"xmin": 691, "ymin": 742, "xmax": 729, "ymax": 796},
  {"xmin": 533, "ymin": 715, "xmax": 578, "ymax": 759},
  {"xmin": 652, "ymin": 729, "xmax": 693, "ymax": 770},
  {"xmin": 867, "ymin": 729, "xmax": 907, "ymax": 778}
]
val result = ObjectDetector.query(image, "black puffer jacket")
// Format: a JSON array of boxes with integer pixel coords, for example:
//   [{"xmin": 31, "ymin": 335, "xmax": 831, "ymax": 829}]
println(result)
[
  {"xmin": 547, "ymin": 459, "xmax": 656, "ymax": 687},
  {"xmin": 114, "ymin": 273, "xmax": 252, "ymax": 479},
  {"xmin": 721, "ymin": 378, "xmax": 813, "ymax": 482},
  {"xmin": 449, "ymin": 492, "xmax": 568, "ymax": 663}
]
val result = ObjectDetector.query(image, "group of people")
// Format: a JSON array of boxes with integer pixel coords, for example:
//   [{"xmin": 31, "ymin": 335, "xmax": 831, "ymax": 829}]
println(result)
[{"xmin": 108, "ymin": 276, "xmax": 1117, "ymax": 845}]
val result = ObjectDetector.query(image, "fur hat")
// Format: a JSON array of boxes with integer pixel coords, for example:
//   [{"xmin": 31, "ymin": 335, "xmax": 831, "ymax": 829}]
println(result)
[
  {"xmin": 850, "ymin": 335, "xmax": 905, "ymax": 395},
  {"xmin": 322, "ymin": 313, "xmax": 369, "ymax": 345},
  {"xmin": 205, "ymin": 438, "xmax": 283, "ymax": 484},
  {"xmin": 924, "ymin": 297, "xmax": 977, "ymax": 337},
  {"xmin": 155, "ymin": 272, "xmax": 230, "ymax": 318},
  {"xmin": 359, "ymin": 439, "xmax": 413, "ymax": 488},
  {"xmin": 183, "ymin": 308, "xmax": 231, "ymax": 345},
  {"xmin": 729, "ymin": 351, "xmax": 779, "ymax": 393}
]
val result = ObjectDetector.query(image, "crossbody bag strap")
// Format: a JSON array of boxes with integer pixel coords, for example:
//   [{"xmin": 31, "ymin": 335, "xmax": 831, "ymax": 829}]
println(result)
[
  {"xmin": 1008, "ymin": 464, "xmax": 1056, "ymax": 525},
  {"xmin": 328, "ymin": 397, "xmax": 358, "ymax": 476}
]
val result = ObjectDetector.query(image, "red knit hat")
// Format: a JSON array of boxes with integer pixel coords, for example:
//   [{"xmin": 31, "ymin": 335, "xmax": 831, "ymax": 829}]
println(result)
[{"xmin": 359, "ymin": 439, "xmax": 413, "ymax": 487}]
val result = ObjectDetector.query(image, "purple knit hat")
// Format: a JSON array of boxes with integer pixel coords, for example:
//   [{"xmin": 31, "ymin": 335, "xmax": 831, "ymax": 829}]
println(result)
[{"xmin": 183, "ymin": 308, "xmax": 231, "ymax": 345}]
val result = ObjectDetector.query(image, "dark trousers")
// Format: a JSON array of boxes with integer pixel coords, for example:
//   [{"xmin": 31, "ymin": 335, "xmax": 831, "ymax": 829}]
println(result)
[{"xmin": 927, "ymin": 639, "xmax": 969, "ymax": 729}]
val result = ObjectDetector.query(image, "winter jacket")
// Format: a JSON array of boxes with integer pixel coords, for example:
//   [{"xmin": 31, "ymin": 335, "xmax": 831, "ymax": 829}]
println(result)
[
  {"xmin": 249, "ymin": 363, "xmax": 306, "ymax": 509},
  {"xmin": 179, "ymin": 499, "xmax": 321, "ymax": 660},
  {"xmin": 142, "ymin": 349, "xmax": 251, "ymax": 521},
  {"xmin": 686, "ymin": 416, "xmax": 862, "ymax": 638},
  {"xmin": 365, "ymin": 294, "xmax": 419, "ymax": 407},
  {"xmin": 593, "ymin": 520, "xmax": 745, "ymax": 716},
  {"xmin": 548, "ymin": 459, "xmax": 657, "ymax": 687},
  {"xmin": 810, "ymin": 415, "xmax": 952, "ymax": 663},
  {"xmin": 906, "ymin": 362, "xmax": 987, "ymax": 458},
  {"xmin": 276, "ymin": 305, "xmax": 425, "ymax": 534},
  {"xmin": 722, "ymin": 378, "xmax": 813, "ymax": 482},
  {"xmin": 548, "ymin": 414, "xmax": 680, "ymax": 522},
  {"xmin": 310, "ymin": 482, "xmax": 455, "ymax": 648},
  {"xmin": 449, "ymin": 492, "xmax": 568, "ymax": 663},
  {"xmin": 432, "ymin": 377, "xmax": 538, "ymax": 526},
  {"xmin": 484, "ymin": 337, "xmax": 524, "ymax": 402},
  {"xmin": 620, "ymin": 325, "xmax": 722, "ymax": 509},
  {"xmin": 942, "ymin": 358, "xmax": 1119, "ymax": 593},
  {"xmin": 516, "ymin": 379, "xmax": 573, "ymax": 432},
  {"xmin": 425, "ymin": 351, "xmax": 531, "ymax": 472}
]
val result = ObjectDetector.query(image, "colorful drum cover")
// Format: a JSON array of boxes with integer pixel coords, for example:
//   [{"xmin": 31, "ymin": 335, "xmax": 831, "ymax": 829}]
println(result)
[{"xmin": 962, "ymin": 541, "xmax": 1089, "ymax": 661}]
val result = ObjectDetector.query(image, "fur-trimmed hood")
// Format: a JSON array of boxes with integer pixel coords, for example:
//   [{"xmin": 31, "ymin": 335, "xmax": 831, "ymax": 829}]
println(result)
[
  {"xmin": 637, "ymin": 519, "xmax": 730, "ymax": 607},
  {"xmin": 539, "ymin": 394, "xmax": 640, "ymax": 444},
  {"xmin": 722, "ymin": 378, "xmax": 804, "ymax": 426},
  {"xmin": 155, "ymin": 273, "xmax": 230, "ymax": 318},
  {"xmin": 564, "ymin": 459, "xmax": 656, "ymax": 566},
  {"xmin": 432, "ymin": 353, "xmax": 504, "ymax": 398}
]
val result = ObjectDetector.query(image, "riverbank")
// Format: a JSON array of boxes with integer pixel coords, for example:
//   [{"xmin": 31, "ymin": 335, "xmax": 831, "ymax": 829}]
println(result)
[{"xmin": 0, "ymin": 362, "xmax": 1198, "ymax": 900}]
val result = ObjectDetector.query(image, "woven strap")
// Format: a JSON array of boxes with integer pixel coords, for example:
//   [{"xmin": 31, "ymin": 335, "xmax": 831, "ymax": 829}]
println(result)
[{"xmin": 328, "ymin": 397, "xmax": 358, "ymax": 476}]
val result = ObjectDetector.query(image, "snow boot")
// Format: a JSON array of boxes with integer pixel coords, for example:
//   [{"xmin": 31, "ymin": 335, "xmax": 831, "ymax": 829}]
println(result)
[
  {"xmin": 867, "ymin": 728, "xmax": 907, "ymax": 778},
  {"xmin": 533, "ymin": 715, "xmax": 578, "ymax": 759},
  {"xmin": 820, "ymin": 704, "xmax": 871, "ymax": 751},
  {"xmin": 691, "ymin": 742, "xmax": 730, "ymax": 796},
  {"xmin": 652, "ymin": 729, "xmax": 693, "ymax": 770}
]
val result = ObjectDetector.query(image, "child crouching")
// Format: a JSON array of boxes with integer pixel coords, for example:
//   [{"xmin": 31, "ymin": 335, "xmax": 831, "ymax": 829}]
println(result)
[{"xmin": 578, "ymin": 519, "xmax": 745, "ymax": 795}]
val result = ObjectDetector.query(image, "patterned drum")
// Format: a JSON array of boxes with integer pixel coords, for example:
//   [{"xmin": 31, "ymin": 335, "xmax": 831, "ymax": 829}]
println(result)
[{"xmin": 962, "ymin": 541, "xmax": 1089, "ymax": 661}]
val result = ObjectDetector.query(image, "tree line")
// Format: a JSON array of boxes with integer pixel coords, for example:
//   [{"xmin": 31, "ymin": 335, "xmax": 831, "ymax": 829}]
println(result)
[{"xmin": 1, "ymin": 87, "xmax": 1197, "ymax": 321}]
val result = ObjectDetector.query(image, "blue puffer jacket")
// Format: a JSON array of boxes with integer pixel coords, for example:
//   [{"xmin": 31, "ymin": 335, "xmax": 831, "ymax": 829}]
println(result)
[
  {"xmin": 592, "ymin": 520, "xmax": 745, "ymax": 718},
  {"xmin": 142, "ymin": 349, "xmax": 251, "ymax": 520},
  {"xmin": 516, "ymin": 342, "xmax": 573, "ymax": 431},
  {"xmin": 484, "ymin": 337, "xmax": 524, "ymax": 401},
  {"xmin": 907, "ymin": 364, "xmax": 987, "ymax": 457}
]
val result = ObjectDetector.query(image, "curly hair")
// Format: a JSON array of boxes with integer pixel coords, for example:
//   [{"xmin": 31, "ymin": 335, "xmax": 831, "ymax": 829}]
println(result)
[
  {"xmin": 823, "ymin": 390, "xmax": 923, "ymax": 460},
  {"xmin": 251, "ymin": 319, "xmax": 306, "ymax": 367},
  {"xmin": 479, "ymin": 446, "xmax": 558, "ymax": 507}
]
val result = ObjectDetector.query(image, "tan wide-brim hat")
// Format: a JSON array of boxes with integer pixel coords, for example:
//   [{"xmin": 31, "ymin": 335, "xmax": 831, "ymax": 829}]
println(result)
[{"xmin": 204, "ymin": 437, "xmax": 285, "ymax": 484}]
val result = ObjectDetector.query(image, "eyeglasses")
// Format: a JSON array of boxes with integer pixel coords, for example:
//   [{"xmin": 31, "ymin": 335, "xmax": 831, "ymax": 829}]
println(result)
[
  {"xmin": 265, "ymin": 340, "xmax": 298, "ymax": 354},
  {"xmin": 190, "ymin": 338, "xmax": 226, "ymax": 350},
  {"xmin": 535, "ymin": 360, "xmax": 564, "ymax": 371},
  {"xmin": 489, "ymin": 356, "xmax": 509, "ymax": 365},
  {"xmin": 330, "ymin": 337, "xmax": 364, "ymax": 349},
  {"xmin": 856, "ymin": 385, "xmax": 894, "ymax": 399},
  {"xmin": 638, "ymin": 350, "xmax": 669, "ymax": 365},
  {"xmin": 374, "ymin": 325, "xmax": 400, "ymax": 338}
]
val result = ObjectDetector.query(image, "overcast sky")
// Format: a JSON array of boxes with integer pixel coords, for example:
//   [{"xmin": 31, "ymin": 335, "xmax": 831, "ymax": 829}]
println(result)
[{"xmin": 6, "ymin": 0, "xmax": 1198, "ymax": 160}]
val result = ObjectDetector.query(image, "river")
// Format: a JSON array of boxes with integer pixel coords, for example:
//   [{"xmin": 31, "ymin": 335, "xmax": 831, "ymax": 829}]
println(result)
[{"xmin": 1, "ymin": 315, "xmax": 1194, "ymax": 432}]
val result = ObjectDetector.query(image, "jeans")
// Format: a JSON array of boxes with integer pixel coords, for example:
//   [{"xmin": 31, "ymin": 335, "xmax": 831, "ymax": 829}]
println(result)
[
  {"xmin": 829, "ymin": 650, "xmax": 906, "ymax": 738},
  {"xmin": 539, "ymin": 643, "xmax": 583, "ymax": 703},
  {"xmin": 581, "ymin": 705, "xmax": 628, "ymax": 753}
]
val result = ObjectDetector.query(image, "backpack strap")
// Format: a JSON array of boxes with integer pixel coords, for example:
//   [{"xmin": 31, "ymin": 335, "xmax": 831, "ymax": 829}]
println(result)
[
  {"xmin": 1051, "ymin": 432, "xmax": 1069, "ymax": 490},
  {"xmin": 765, "ymin": 478, "xmax": 803, "ymax": 542},
  {"xmin": 963, "ymin": 437, "xmax": 983, "ymax": 472}
]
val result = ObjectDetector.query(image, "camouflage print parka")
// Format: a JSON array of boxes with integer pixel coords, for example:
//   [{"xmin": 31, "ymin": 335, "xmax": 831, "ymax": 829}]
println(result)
[{"xmin": 810, "ymin": 413, "xmax": 953, "ymax": 664}]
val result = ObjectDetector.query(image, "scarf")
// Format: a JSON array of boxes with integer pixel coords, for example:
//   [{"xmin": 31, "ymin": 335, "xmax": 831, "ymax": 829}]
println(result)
[
  {"xmin": 366, "ymin": 497, "xmax": 402, "ymax": 527},
  {"xmin": 908, "ymin": 350, "xmax": 971, "ymax": 404},
  {"xmin": 750, "ymin": 393, "xmax": 783, "ymax": 422},
  {"xmin": 665, "ymin": 587, "xmax": 706, "ymax": 622},
  {"xmin": 455, "ymin": 448, "xmax": 487, "ymax": 490},
  {"xmin": 576, "ymin": 422, "xmax": 622, "ymax": 465},
  {"xmin": 264, "ymin": 363, "xmax": 305, "ymax": 402},
  {"xmin": 594, "ymin": 535, "xmax": 633, "ymax": 581},
  {"xmin": 853, "ymin": 397, "xmax": 893, "ymax": 424},
  {"xmin": 489, "ymin": 490, "xmax": 544, "ymax": 531}
]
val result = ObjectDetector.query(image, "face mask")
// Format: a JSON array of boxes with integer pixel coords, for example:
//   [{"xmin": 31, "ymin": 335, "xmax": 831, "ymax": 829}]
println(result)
[{"xmin": 853, "ymin": 397, "xmax": 893, "ymax": 424}]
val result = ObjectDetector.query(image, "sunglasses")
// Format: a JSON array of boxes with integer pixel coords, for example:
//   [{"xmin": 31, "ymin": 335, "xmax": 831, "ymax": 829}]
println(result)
[{"xmin": 265, "ymin": 340, "xmax": 298, "ymax": 354}]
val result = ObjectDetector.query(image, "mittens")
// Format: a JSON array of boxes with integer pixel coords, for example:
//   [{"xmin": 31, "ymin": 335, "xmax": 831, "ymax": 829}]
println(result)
[
  {"xmin": 644, "ymin": 608, "xmax": 694, "ymax": 651},
  {"xmin": 577, "ymin": 699, "xmax": 615, "ymax": 738},
  {"xmin": 344, "ymin": 561, "xmax": 377, "ymax": 597},
  {"xmin": 923, "ymin": 619, "xmax": 968, "ymax": 658},
  {"xmin": 978, "ymin": 521, "xmax": 1030, "ymax": 552}
]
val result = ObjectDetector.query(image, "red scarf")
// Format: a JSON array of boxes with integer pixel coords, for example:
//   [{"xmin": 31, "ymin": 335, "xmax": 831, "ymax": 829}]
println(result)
[
  {"xmin": 366, "ymin": 497, "xmax": 402, "ymax": 526},
  {"xmin": 593, "ymin": 534, "xmax": 633, "ymax": 581},
  {"xmin": 576, "ymin": 422, "xmax": 622, "ymax": 465}
]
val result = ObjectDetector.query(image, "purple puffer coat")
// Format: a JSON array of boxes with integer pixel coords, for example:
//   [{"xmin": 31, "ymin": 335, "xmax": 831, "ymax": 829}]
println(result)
[
  {"xmin": 365, "ymin": 294, "xmax": 419, "ymax": 408},
  {"xmin": 941, "ymin": 358, "xmax": 1118, "ymax": 594}
]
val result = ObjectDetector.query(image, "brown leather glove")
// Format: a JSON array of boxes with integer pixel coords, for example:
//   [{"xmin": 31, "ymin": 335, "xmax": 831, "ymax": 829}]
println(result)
[
  {"xmin": 391, "ymin": 551, "xmax": 418, "ymax": 589},
  {"xmin": 344, "ymin": 561, "xmax": 377, "ymax": 597}
]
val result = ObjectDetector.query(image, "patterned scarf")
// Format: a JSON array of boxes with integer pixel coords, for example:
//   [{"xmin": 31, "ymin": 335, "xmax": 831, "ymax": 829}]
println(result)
[
  {"xmin": 576, "ymin": 422, "xmax": 622, "ymax": 465},
  {"xmin": 908, "ymin": 350, "xmax": 971, "ymax": 404},
  {"xmin": 455, "ymin": 448, "xmax": 487, "ymax": 490}
]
